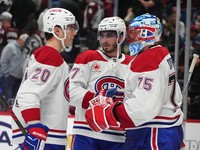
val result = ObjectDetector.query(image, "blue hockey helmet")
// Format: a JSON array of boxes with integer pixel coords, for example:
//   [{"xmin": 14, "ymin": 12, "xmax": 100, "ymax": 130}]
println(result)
[{"xmin": 126, "ymin": 13, "xmax": 162, "ymax": 56}]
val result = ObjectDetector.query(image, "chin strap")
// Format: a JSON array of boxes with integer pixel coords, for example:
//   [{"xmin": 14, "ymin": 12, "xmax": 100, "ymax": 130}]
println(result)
[
  {"xmin": 115, "ymin": 30, "xmax": 125, "ymax": 71},
  {"xmin": 52, "ymin": 29, "xmax": 72, "ymax": 52},
  {"xmin": 115, "ymin": 43, "xmax": 120, "ymax": 70},
  {"xmin": 114, "ymin": 36, "xmax": 122, "ymax": 71}
]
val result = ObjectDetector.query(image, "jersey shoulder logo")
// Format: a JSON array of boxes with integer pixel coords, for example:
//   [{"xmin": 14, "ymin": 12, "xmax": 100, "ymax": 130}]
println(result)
[{"xmin": 92, "ymin": 62, "xmax": 101, "ymax": 72}]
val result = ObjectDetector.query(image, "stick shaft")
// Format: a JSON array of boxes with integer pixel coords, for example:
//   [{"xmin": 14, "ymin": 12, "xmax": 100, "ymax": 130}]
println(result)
[
  {"xmin": 182, "ymin": 54, "xmax": 199, "ymax": 97},
  {"xmin": 0, "ymin": 95, "xmax": 27, "ymax": 136}
]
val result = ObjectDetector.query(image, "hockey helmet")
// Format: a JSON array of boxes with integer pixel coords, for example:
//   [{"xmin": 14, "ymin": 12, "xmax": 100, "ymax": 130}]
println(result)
[
  {"xmin": 43, "ymin": 8, "xmax": 79, "ymax": 51},
  {"xmin": 98, "ymin": 16, "xmax": 126, "ymax": 44},
  {"xmin": 126, "ymin": 13, "xmax": 162, "ymax": 56},
  {"xmin": 43, "ymin": 8, "xmax": 79, "ymax": 34}
]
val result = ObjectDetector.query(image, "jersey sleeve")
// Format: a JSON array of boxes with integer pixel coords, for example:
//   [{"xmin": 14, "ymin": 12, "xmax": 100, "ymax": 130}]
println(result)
[
  {"xmin": 70, "ymin": 63, "xmax": 95, "ymax": 109},
  {"xmin": 69, "ymin": 50, "xmax": 100, "ymax": 109}
]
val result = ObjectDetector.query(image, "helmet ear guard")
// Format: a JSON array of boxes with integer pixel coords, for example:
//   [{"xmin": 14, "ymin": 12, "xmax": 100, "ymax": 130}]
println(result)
[
  {"xmin": 127, "ymin": 13, "xmax": 162, "ymax": 56},
  {"xmin": 117, "ymin": 31, "xmax": 125, "ymax": 45}
]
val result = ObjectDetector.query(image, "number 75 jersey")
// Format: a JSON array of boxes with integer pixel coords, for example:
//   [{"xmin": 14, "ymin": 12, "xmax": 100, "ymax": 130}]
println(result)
[{"xmin": 121, "ymin": 45, "xmax": 183, "ymax": 129}]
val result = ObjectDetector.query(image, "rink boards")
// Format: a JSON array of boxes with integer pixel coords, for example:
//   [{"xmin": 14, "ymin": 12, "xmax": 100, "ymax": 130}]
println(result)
[{"xmin": 0, "ymin": 112, "xmax": 200, "ymax": 150}]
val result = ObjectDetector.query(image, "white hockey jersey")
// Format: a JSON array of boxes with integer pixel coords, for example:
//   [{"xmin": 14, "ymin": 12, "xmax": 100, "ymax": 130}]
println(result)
[
  {"xmin": 115, "ymin": 45, "xmax": 184, "ymax": 129},
  {"xmin": 12, "ymin": 46, "xmax": 70, "ymax": 146},
  {"xmin": 70, "ymin": 50, "xmax": 133, "ymax": 142}
]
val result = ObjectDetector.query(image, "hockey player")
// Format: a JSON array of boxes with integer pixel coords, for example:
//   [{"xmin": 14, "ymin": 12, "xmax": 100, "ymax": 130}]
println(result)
[
  {"xmin": 11, "ymin": 8, "xmax": 79, "ymax": 150},
  {"xmin": 69, "ymin": 16, "xmax": 133, "ymax": 150},
  {"xmin": 85, "ymin": 14, "xmax": 185, "ymax": 149}
]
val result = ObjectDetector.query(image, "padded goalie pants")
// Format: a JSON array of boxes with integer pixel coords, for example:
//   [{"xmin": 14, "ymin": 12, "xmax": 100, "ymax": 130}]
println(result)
[{"xmin": 124, "ymin": 125, "xmax": 184, "ymax": 150}]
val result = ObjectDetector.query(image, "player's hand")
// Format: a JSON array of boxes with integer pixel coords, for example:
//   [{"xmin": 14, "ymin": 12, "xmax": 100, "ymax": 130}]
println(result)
[
  {"xmin": 20, "ymin": 123, "xmax": 49, "ymax": 150},
  {"xmin": 85, "ymin": 100, "xmax": 121, "ymax": 132},
  {"xmin": 99, "ymin": 88, "xmax": 124, "ymax": 101},
  {"xmin": 99, "ymin": 88, "xmax": 123, "ymax": 98}
]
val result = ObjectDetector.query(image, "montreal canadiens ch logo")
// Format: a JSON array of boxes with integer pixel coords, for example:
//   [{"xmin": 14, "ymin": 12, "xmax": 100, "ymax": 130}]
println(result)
[
  {"xmin": 64, "ymin": 78, "xmax": 70, "ymax": 102},
  {"xmin": 95, "ymin": 76, "xmax": 124, "ymax": 92}
]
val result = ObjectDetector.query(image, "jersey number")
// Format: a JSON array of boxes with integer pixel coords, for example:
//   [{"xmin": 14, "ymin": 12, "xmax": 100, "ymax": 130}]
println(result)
[
  {"xmin": 70, "ymin": 67, "xmax": 80, "ymax": 79},
  {"xmin": 138, "ymin": 77, "xmax": 154, "ymax": 91},
  {"xmin": 32, "ymin": 68, "xmax": 50, "ymax": 82},
  {"xmin": 168, "ymin": 73, "xmax": 178, "ymax": 108}
]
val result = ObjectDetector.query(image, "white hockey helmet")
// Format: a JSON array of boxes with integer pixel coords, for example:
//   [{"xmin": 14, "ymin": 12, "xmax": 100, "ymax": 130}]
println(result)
[
  {"xmin": 126, "ymin": 13, "xmax": 162, "ymax": 56},
  {"xmin": 43, "ymin": 8, "xmax": 79, "ymax": 34},
  {"xmin": 43, "ymin": 8, "xmax": 79, "ymax": 51},
  {"xmin": 98, "ymin": 16, "xmax": 126, "ymax": 44}
]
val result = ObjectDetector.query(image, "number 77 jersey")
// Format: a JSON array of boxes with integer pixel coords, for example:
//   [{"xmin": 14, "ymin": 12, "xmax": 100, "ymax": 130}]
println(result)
[{"xmin": 118, "ymin": 45, "xmax": 183, "ymax": 129}]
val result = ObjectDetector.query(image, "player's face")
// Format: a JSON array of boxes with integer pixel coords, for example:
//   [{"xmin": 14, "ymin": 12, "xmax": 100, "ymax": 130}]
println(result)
[
  {"xmin": 99, "ymin": 31, "xmax": 118, "ymax": 54},
  {"xmin": 64, "ymin": 24, "xmax": 78, "ymax": 46}
]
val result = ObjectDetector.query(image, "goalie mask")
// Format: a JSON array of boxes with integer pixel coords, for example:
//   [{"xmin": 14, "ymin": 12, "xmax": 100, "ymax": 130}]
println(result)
[
  {"xmin": 43, "ymin": 8, "xmax": 79, "ymax": 50},
  {"xmin": 98, "ymin": 16, "xmax": 126, "ymax": 45},
  {"xmin": 126, "ymin": 13, "xmax": 162, "ymax": 56}
]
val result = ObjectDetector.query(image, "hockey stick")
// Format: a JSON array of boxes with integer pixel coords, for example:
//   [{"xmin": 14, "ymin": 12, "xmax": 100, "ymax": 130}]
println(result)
[
  {"xmin": 0, "ymin": 94, "xmax": 27, "ymax": 136},
  {"xmin": 182, "ymin": 54, "xmax": 199, "ymax": 98}
]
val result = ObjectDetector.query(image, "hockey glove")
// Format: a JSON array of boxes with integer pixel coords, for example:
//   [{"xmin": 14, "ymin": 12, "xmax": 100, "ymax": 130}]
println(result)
[
  {"xmin": 89, "ymin": 88, "xmax": 123, "ymax": 107},
  {"xmin": 85, "ymin": 100, "xmax": 121, "ymax": 132},
  {"xmin": 20, "ymin": 123, "xmax": 49, "ymax": 150},
  {"xmin": 89, "ymin": 96, "xmax": 114, "ymax": 107},
  {"xmin": 99, "ymin": 88, "xmax": 123, "ymax": 99}
]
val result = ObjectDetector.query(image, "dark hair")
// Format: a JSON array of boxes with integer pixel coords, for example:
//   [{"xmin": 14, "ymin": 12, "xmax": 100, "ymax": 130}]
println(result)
[
  {"xmin": 44, "ymin": 25, "xmax": 62, "ymax": 40},
  {"xmin": 44, "ymin": 32, "xmax": 53, "ymax": 40}
]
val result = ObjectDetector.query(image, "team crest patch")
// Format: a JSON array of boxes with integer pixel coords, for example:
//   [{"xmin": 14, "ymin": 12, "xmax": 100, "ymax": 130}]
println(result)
[
  {"xmin": 64, "ymin": 78, "xmax": 70, "ymax": 102},
  {"xmin": 95, "ymin": 76, "xmax": 124, "ymax": 92}
]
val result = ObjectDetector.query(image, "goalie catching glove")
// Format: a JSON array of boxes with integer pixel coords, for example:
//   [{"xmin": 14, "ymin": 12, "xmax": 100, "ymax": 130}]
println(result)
[
  {"xmin": 85, "ymin": 98, "xmax": 122, "ymax": 132},
  {"xmin": 19, "ymin": 123, "xmax": 49, "ymax": 150}
]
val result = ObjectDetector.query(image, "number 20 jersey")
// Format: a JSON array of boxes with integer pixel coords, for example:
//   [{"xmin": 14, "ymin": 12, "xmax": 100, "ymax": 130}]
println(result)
[{"xmin": 12, "ymin": 46, "xmax": 70, "ymax": 146}]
